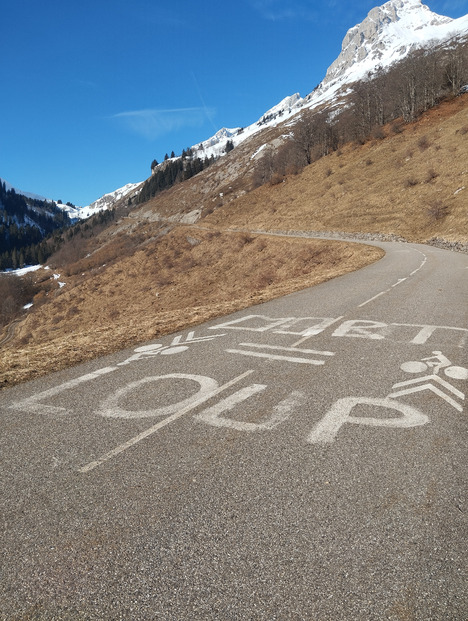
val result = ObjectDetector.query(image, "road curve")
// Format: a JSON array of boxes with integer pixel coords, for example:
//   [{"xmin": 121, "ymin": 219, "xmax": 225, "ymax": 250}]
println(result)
[
  {"xmin": 1, "ymin": 239, "xmax": 467, "ymax": 620},
  {"xmin": 0, "ymin": 318, "xmax": 21, "ymax": 347}
]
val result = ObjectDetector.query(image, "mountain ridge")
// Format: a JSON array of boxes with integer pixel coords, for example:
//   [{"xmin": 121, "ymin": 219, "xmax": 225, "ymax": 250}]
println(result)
[
  {"xmin": 86, "ymin": 0, "xmax": 468, "ymax": 214},
  {"xmin": 3, "ymin": 1, "xmax": 467, "ymax": 217},
  {"xmin": 189, "ymin": 0, "xmax": 468, "ymax": 164}
]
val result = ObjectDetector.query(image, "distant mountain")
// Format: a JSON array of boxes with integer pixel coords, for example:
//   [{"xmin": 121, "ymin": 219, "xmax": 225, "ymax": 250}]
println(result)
[
  {"xmin": 1, "ymin": 176, "xmax": 145, "ymax": 222},
  {"xmin": 1, "ymin": 179, "xmax": 48, "ymax": 202},
  {"xmin": 64, "ymin": 182, "xmax": 143, "ymax": 220},
  {"xmin": 137, "ymin": 0, "xmax": 467, "ymax": 186},
  {"xmin": 0, "ymin": 178, "xmax": 72, "ymax": 269}
]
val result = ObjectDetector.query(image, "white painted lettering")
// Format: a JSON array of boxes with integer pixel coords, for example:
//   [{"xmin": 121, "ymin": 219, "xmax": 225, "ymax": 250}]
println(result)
[
  {"xmin": 307, "ymin": 396, "xmax": 429, "ymax": 444},
  {"xmin": 80, "ymin": 370, "xmax": 255, "ymax": 472},
  {"xmin": 393, "ymin": 323, "xmax": 468, "ymax": 346},
  {"xmin": 210, "ymin": 315, "xmax": 295, "ymax": 332},
  {"xmin": 98, "ymin": 374, "xmax": 219, "ymax": 419},
  {"xmin": 195, "ymin": 384, "xmax": 267, "ymax": 431},
  {"xmin": 196, "ymin": 387, "xmax": 305, "ymax": 432},
  {"xmin": 332, "ymin": 319, "xmax": 389, "ymax": 340},
  {"xmin": 275, "ymin": 316, "xmax": 344, "ymax": 337},
  {"xmin": 9, "ymin": 366, "xmax": 118, "ymax": 415}
]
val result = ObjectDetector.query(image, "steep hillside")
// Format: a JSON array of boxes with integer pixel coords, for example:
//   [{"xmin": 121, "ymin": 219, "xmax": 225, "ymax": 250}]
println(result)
[
  {"xmin": 204, "ymin": 94, "xmax": 468, "ymax": 245},
  {"xmin": 115, "ymin": 93, "xmax": 468, "ymax": 245}
]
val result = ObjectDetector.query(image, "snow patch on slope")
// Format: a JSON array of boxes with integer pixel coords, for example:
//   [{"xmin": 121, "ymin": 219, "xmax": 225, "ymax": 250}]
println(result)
[{"xmin": 190, "ymin": 94, "xmax": 305, "ymax": 161}]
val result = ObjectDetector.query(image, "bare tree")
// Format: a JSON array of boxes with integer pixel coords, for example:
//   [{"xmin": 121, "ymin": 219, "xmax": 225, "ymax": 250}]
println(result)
[
  {"xmin": 252, "ymin": 147, "xmax": 276, "ymax": 187},
  {"xmin": 291, "ymin": 111, "xmax": 317, "ymax": 165},
  {"xmin": 445, "ymin": 42, "xmax": 468, "ymax": 94}
]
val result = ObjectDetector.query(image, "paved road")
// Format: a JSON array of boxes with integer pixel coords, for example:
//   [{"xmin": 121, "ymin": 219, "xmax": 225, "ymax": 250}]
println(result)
[
  {"xmin": 0, "ymin": 319, "xmax": 21, "ymax": 347},
  {"xmin": 1, "ymin": 240, "xmax": 467, "ymax": 620}
]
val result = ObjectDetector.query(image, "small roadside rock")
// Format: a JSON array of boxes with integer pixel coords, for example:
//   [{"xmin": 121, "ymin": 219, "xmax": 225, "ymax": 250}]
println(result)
[{"xmin": 426, "ymin": 236, "xmax": 468, "ymax": 254}]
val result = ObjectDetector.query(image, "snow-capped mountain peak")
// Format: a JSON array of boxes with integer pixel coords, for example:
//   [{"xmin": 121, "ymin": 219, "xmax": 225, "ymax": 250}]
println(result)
[
  {"xmin": 187, "ymin": 1, "xmax": 467, "ymax": 165},
  {"xmin": 321, "ymin": 0, "xmax": 463, "ymax": 90},
  {"xmin": 258, "ymin": 94, "xmax": 302, "ymax": 122},
  {"xmin": 196, "ymin": 127, "xmax": 239, "ymax": 153},
  {"xmin": 75, "ymin": 182, "xmax": 142, "ymax": 220},
  {"xmin": 83, "ymin": 0, "xmax": 468, "ymax": 208}
]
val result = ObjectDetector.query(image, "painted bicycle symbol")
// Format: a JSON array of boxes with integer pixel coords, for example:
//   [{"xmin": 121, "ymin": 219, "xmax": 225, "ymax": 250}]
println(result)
[
  {"xmin": 399, "ymin": 351, "xmax": 468, "ymax": 380},
  {"xmin": 389, "ymin": 351, "xmax": 467, "ymax": 412},
  {"xmin": 118, "ymin": 331, "xmax": 226, "ymax": 366}
]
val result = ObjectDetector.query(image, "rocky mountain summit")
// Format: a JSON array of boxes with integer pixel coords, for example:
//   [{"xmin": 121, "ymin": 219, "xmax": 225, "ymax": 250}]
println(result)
[
  {"xmin": 321, "ymin": 0, "xmax": 466, "ymax": 89},
  {"xmin": 147, "ymin": 0, "xmax": 468, "ymax": 191},
  {"xmin": 10, "ymin": 0, "xmax": 468, "ymax": 220}
]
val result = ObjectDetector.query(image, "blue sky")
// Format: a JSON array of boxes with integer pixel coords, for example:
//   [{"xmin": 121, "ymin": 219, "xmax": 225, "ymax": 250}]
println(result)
[{"xmin": 1, "ymin": 0, "xmax": 467, "ymax": 206}]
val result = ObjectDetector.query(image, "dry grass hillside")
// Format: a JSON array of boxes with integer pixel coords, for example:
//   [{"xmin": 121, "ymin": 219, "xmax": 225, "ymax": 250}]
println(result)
[
  {"xmin": 0, "ymin": 229, "xmax": 381, "ymax": 388},
  {"xmin": 1, "ymin": 94, "xmax": 467, "ymax": 389},
  {"xmin": 205, "ymin": 95, "xmax": 468, "ymax": 242}
]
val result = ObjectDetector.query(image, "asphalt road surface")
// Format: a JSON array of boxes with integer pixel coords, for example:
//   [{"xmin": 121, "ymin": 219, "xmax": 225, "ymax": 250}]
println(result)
[{"xmin": 1, "ymin": 240, "xmax": 467, "ymax": 620}]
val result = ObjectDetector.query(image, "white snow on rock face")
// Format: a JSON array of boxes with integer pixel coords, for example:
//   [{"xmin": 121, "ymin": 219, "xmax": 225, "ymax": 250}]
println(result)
[
  {"xmin": 64, "ymin": 182, "xmax": 142, "ymax": 220},
  {"xmin": 258, "ymin": 94, "xmax": 303, "ymax": 121},
  {"xmin": 78, "ymin": 182, "xmax": 142, "ymax": 219},
  {"xmin": 320, "ymin": 0, "xmax": 468, "ymax": 91}
]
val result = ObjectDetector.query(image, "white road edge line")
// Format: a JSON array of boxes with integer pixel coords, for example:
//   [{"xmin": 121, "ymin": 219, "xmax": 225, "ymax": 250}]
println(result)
[
  {"xmin": 358, "ymin": 290, "xmax": 388, "ymax": 308},
  {"xmin": 79, "ymin": 370, "xmax": 254, "ymax": 473}
]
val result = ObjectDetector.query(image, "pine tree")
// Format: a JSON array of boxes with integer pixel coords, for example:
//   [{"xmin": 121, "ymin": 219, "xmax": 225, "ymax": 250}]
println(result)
[{"xmin": 11, "ymin": 247, "xmax": 18, "ymax": 269}]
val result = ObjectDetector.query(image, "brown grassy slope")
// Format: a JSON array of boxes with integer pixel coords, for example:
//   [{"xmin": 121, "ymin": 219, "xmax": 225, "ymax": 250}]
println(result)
[
  {"xmin": 204, "ymin": 95, "xmax": 468, "ymax": 242},
  {"xmin": 121, "ymin": 120, "xmax": 290, "ymax": 225},
  {"xmin": 0, "ymin": 229, "xmax": 382, "ymax": 388}
]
